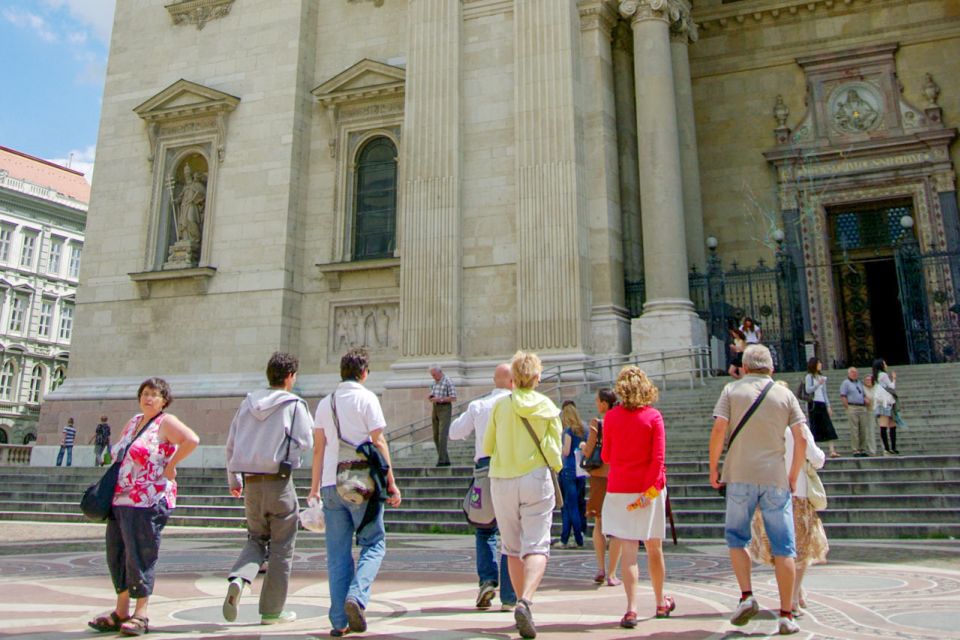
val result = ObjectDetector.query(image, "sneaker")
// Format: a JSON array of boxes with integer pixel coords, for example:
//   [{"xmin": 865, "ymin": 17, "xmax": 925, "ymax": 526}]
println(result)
[
  {"xmin": 222, "ymin": 578, "xmax": 244, "ymax": 622},
  {"xmin": 564, "ymin": 541, "xmax": 580, "ymax": 549},
  {"xmin": 501, "ymin": 602, "xmax": 517, "ymax": 612},
  {"xmin": 551, "ymin": 539, "xmax": 567, "ymax": 549},
  {"xmin": 514, "ymin": 599, "xmax": 537, "ymax": 639},
  {"xmin": 891, "ymin": 449, "xmax": 900, "ymax": 455},
  {"xmin": 883, "ymin": 449, "xmax": 893, "ymax": 456},
  {"xmin": 476, "ymin": 581, "xmax": 496, "ymax": 610},
  {"xmin": 261, "ymin": 610, "xmax": 297, "ymax": 625},
  {"xmin": 330, "ymin": 627, "xmax": 350, "ymax": 637},
  {"xmin": 344, "ymin": 597, "xmax": 367, "ymax": 633},
  {"xmin": 778, "ymin": 615, "xmax": 800, "ymax": 634},
  {"xmin": 730, "ymin": 596, "xmax": 759, "ymax": 626}
]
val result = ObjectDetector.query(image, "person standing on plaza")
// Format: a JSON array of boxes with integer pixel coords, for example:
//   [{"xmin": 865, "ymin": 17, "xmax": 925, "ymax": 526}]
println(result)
[
  {"xmin": 804, "ymin": 358, "xmax": 840, "ymax": 458},
  {"xmin": 428, "ymin": 365, "xmax": 457, "ymax": 467},
  {"xmin": 448, "ymin": 363, "xmax": 517, "ymax": 611},
  {"xmin": 89, "ymin": 416, "xmax": 112, "ymax": 467},
  {"xmin": 222, "ymin": 352, "xmax": 314, "ymax": 625},
  {"xmin": 871, "ymin": 359, "xmax": 899, "ymax": 455},
  {"xmin": 709, "ymin": 344, "xmax": 807, "ymax": 635},
  {"xmin": 56, "ymin": 417, "xmax": 77, "ymax": 467},
  {"xmin": 484, "ymin": 350, "xmax": 562, "ymax": 639},
  {"xmin": 581, "ymin": 387, "xmax": 622, "ymax": 587},
  {"xmin": 87, "ymin": 378, "xmax": 199, "ymax": 636},
  {"xmin": 601, "ymin": 366, "xmax": 673, "ymax": 628},
  {"xmin": 310, "ymin": 348, "xmax": 402, "ymax": 638},
  {"xmin": 839, "ymin": 367, "xmax": 874, "ymax": 457},
  {"xmin": 554, "ymin": 400, "xmax": 586, "ymax": 549}
]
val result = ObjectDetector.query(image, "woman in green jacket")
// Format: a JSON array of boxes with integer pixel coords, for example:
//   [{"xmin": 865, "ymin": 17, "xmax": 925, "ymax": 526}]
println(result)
[{"xmin": 483, "ymin": 350, "xmax": 562, "ymax": 640}]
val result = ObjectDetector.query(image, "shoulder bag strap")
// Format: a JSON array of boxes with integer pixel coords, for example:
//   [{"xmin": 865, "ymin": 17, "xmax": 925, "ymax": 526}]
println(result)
[
  {"xmin": 519, "ymin": 415, "xmax": 551, "ymax": 469},
  {"xmin": 724, "ymin": 381, "xmax": 774, "ymax": 454}
]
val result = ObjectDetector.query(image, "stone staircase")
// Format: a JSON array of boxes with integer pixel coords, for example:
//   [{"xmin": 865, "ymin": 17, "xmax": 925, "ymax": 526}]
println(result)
[{"xmin": 0, "ymin": 363, "xmax": 957, "ymax": 540}]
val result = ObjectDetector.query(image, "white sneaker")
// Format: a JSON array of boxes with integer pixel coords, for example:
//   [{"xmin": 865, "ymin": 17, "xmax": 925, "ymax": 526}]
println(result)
[
  {"xmin": 730, "ymin": 596, "xmax": 759, "ymax": 626},
  {"xmin": 261, "ymin": 610, "xmax": 297, "ymax": 625},
  {"xmin": 778, "ymin": 615, "xmax": 800, "ymax": 635},
  {"xmin": 222, "ymin": 578, "xmax": 244, "ymax": 622}
]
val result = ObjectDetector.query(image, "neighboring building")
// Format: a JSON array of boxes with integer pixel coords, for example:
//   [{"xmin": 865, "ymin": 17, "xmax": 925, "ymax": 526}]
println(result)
[
  {"xmin": 0, "ymin": 147, "xmax": 88, "ymax": 444},
  {"xmin": 38, "ymin": 0, "xmax": 960, "ymax": 442}
]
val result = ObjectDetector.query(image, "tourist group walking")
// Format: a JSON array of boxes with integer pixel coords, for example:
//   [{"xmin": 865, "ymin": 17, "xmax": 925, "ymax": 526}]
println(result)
[{"xmin": 80, "ymin": 340, "xmax": 877, "ymax": 637}]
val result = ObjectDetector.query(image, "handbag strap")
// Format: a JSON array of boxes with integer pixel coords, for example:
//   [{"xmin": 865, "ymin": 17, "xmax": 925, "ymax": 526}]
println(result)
[{"xmin": 724, "ymin": 381, "xmax": 774, "ymax": 454}]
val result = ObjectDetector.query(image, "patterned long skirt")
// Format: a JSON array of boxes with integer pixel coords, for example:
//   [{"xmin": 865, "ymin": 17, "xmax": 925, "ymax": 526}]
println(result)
[{"xmin": 749, "ymin": 496, "xmax": 829, "ymax": 567}]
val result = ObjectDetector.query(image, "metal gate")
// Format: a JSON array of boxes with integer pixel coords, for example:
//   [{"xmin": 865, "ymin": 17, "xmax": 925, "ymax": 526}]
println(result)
[{"xmin": 895, "ymin": 240, "xmax": 960, "ymax": 363}]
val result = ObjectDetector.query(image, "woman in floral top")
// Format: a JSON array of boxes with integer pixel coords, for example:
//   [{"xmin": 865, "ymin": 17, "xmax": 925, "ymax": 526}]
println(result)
[{"xmin": 88, "ymin": 378, "xmax": 199, "ymax": 637}]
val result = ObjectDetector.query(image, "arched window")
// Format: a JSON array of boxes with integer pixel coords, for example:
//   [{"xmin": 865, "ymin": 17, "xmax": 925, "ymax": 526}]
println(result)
[
  {"xmin": 0, "ymin": 361, "xmax": 15, "ymax": 401},
  {"xmin": 0, "ymin": 428, "xmax": 7, "ymax": 444},
  {"xmin": 353, "ymin": 137, "xmax": 398, "ymax": 261},
  {"xmin": 51, "ymin": 367, "xmax": 66, "ymax": 392},
  {"xmin": 27, "ymin": 365, "xmax": 44, "ymax": 404}
]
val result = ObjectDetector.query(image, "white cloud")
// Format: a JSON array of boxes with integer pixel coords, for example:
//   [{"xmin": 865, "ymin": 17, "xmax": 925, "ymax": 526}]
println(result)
[
  {"xmin": 48, "ymin": 145, "xmax": 97, "ymax": 185},
  {"xmin": 3, "ymin": 8, "xmax": 58, "ymax": 43},
  {"xmin": 42, "ymin": 0, "xmax": 115, "ymax": 43}
]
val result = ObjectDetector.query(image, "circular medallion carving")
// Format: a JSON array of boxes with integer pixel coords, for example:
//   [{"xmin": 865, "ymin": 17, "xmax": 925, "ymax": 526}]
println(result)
[{"xmin": 829, "ymin": 83, "xmax": 883, "ymax": 134}]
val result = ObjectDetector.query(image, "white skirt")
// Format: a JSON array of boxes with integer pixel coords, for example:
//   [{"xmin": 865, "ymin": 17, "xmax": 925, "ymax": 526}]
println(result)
[{"xmin": 601, "ymin": 488, "xmax": 667, "ymax": 542}]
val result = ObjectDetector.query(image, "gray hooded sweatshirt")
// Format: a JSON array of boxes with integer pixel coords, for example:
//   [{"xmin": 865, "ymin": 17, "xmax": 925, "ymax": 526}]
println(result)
[{"xmin": 225, "ymin": 388, "xmax": 314, "ymax": 490}]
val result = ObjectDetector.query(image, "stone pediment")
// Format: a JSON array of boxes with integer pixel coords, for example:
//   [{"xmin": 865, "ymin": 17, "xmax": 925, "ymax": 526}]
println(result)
[
  {"xmin": 312, "ymin": 59, "xmax": 405, "ymax": 107},
  {"xmin": 134, "ymin": 79, "xmax": 240, "ymax": 124}
]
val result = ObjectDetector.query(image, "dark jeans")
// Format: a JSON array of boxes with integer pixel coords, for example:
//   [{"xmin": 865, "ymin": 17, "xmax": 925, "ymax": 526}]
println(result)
[
  {"xmin": 432, "ymin": 403, "xmax": 452, "ymax": 464},
  {"xmin": 106, "ymin": 499, "xmax": 172, "ymax": 598},
  {"xmin": 56, "ymin": 445, "xmax": 73, "ymax": 466},
  {"xmin": 559, "ymin": 470, "xmax": 584, "ymax": 545},
  {"xmin": 474, "ymin": 457, "xmax": 516, "ymax": 605}
]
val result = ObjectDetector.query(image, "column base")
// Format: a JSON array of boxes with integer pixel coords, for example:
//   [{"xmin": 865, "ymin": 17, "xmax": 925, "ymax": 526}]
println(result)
[
  {"xmin": 591, "ymin": 305, "xmax": 632, "ymax": 356},
  {"xmin": 630, "ymin": 303, "xmax": 708, "ymax": 382}
]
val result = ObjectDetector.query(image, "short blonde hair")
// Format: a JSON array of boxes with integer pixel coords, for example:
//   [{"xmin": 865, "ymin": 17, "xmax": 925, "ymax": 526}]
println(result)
[
  {"xmin": 511, "ymin": 350, "xmax": 542, "ymax": 389},
  {"xmin": 614, "ymin": 366, "xmax": 659, "ymax": 410}
]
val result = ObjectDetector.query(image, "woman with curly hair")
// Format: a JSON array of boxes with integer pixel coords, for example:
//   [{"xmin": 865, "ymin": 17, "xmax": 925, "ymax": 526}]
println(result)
[{"xmin": 601, "ymin": 366, "xmax": 673, "ymax": 629}]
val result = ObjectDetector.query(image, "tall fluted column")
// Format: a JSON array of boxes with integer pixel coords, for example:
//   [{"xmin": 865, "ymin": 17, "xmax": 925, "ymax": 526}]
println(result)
[
  {"xmin": 671, "ymin": 12, "xmax": 706, "ymax": 271},
  {"xmin": 515, "ymin": 0, "xmax": 589, "ymax": 352},
  {"xmin": 619, "ymin": 0, "xmax": 706, "ymax": 354},
  {"xmin": 580, "ymin": 1, "xmax": 631, "ymax": 355},
  {"xmin": 612, "ymin": 21, "xmax": 643, "ymax": 288},
  {"xmin": 397, "ymin": 0, "xmax": 461, "ymax": 361}
]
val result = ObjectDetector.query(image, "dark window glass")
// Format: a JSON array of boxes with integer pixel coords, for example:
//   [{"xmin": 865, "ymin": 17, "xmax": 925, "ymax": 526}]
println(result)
[{"xmin": 353, "ymin": 137, "xmax": 398, "ymax": 260}]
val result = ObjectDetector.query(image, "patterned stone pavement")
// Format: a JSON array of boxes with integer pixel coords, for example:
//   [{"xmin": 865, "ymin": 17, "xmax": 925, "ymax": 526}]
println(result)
[{"xmin": 2, "ymin": 522, "xmax": 960, "ymax": 639}]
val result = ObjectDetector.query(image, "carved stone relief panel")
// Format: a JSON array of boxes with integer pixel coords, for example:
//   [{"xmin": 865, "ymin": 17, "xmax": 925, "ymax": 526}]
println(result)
[
  {"xmin": 828, "ymin": 83, "xmax": 883, "ymax": 135},
  {"xmin": 330, "ymin": 302, "xmax": 399, "ymax": 358},
  {"xmin": 166, "ymin": 0, "xmax": 236, "ymax": 30}
]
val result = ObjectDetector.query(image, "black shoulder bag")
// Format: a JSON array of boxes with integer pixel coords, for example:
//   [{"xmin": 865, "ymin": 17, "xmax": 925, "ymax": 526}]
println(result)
[
  {"xmin": 80, "ymin": 413, "xmax": 162, "ymax": 522},
  {"xmin": 718, "ymin": 381, "xmax": 774, "ymax": 497}
]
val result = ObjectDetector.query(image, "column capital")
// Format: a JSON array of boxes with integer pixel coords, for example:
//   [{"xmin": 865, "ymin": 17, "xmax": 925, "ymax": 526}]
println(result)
[
  {"xmin": 669, "ymin": 4, "xmax": 698, "ymax": 44},
  {"xmin": 579, "ymin": 0, "xmax": 619, "ymax": 38},
  {"xmin": 618, "ymin": 0, "xmax": 687, "ymax": 26}
]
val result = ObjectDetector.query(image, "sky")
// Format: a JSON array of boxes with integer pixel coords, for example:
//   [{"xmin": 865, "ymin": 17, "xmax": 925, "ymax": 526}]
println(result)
[{"xmin": 0, "ymin": 0, "xmax": 116, "ymax": 183}]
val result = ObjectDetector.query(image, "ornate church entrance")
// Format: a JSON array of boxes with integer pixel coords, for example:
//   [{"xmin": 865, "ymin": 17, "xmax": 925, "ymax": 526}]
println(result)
[{"xmin": 829, "ymin": 200, "xmax": 913, "ymax": 365}]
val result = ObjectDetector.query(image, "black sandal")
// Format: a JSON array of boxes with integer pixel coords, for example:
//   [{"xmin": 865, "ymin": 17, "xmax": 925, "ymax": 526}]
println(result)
[
  {"xmin": 88, "ymin": 611, "xmax": 129, "ymax": 632},
  {"xmin": 119, "ymin": 615, "xmax": 149, "ymax": 636}
]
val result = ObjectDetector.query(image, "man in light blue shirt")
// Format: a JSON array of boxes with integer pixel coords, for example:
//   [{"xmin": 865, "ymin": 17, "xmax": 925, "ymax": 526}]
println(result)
[
  {"xmin": 839, "ymin": 367, "xmax": 874, "ymax": 456},
  {"xmin": 450, "ymin": 363, "xmax": 517, "ymax": 611}
]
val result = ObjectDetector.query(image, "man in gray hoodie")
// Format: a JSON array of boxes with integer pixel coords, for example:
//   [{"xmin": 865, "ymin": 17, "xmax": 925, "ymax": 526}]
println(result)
[{"xmin": 222, "ymin": 352, "xmax": 314, "ymax": 625}]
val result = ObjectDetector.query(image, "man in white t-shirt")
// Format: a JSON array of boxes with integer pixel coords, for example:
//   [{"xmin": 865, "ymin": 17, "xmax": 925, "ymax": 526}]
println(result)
[
  {"xmin": 449, "ymin": 363, "xmax": 516, "ymax": 611},
  {"xmin": 309, "ymin": 348, "xmax": 401, "ymax": 638}
]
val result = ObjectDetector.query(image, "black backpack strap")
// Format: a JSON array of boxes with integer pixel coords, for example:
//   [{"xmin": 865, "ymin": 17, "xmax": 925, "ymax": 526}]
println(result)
[{"xmin": 724, "ymin": 381, "xmax": 775, "ymax": 454}]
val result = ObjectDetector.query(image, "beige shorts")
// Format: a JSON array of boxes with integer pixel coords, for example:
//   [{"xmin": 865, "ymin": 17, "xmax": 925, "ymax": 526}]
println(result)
[{"xmin": 490, "ymin": 466, "xmax": 555, "ymax": 558}]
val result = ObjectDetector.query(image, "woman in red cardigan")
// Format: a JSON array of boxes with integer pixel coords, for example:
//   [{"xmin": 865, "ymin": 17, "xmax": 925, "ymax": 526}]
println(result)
[{"xmin": 601, "ymin": 366, "xmax": 674, "ymax": 629}]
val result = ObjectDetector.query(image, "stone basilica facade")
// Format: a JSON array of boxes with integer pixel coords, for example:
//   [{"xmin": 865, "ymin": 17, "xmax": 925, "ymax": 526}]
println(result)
[{"xmin": 38, "ymin": 0, "xmax": 960, "ymax": 441}]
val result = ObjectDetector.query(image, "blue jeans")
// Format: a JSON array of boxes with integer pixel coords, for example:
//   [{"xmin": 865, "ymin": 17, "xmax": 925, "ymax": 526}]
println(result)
[
  {"xmin": 56, "ymin": 446, "xmax": 73, "ymax": 466},
  {"xmin": 559, "ymin": 470, "xmax": 584, "ymax": 545},
  {"xmin": 724, "ymin": 482, "xmax": 796, "ymax": 558},
  {"xmin": 476, "ymin": 527, "xmax": 516, "ymax": 604},
  {"xmin": 321, "ymin": 486, "xmax": 387, "ymax": 630}
]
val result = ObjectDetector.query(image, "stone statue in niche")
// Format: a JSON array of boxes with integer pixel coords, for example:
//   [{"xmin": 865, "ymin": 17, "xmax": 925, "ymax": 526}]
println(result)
[
  {"xmin": 832, "ymin": 88, "xmax": 880, "ymax": 134},
  {"xmin": 333, "ymin": 304, "xmax": 398, "ymax": 353},
  {"xmin": 164, "ymin": 156, "xmax": 208, "ymax": 269}
]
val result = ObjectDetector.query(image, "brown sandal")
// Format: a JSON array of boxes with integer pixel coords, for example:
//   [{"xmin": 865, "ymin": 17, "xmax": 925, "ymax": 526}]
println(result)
[
  {"xmin": 88, "ymin": 611, "xmax": 129, "ymax": 632},
  {"xmin": 119, "ymin": 615, "xmax": 149, "ymax": 636}
]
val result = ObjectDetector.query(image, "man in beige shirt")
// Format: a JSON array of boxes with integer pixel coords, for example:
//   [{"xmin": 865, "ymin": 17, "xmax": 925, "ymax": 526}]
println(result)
[{"xmin": 709, "ymin": 344, "xmax": 807, "ymax": 635}]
